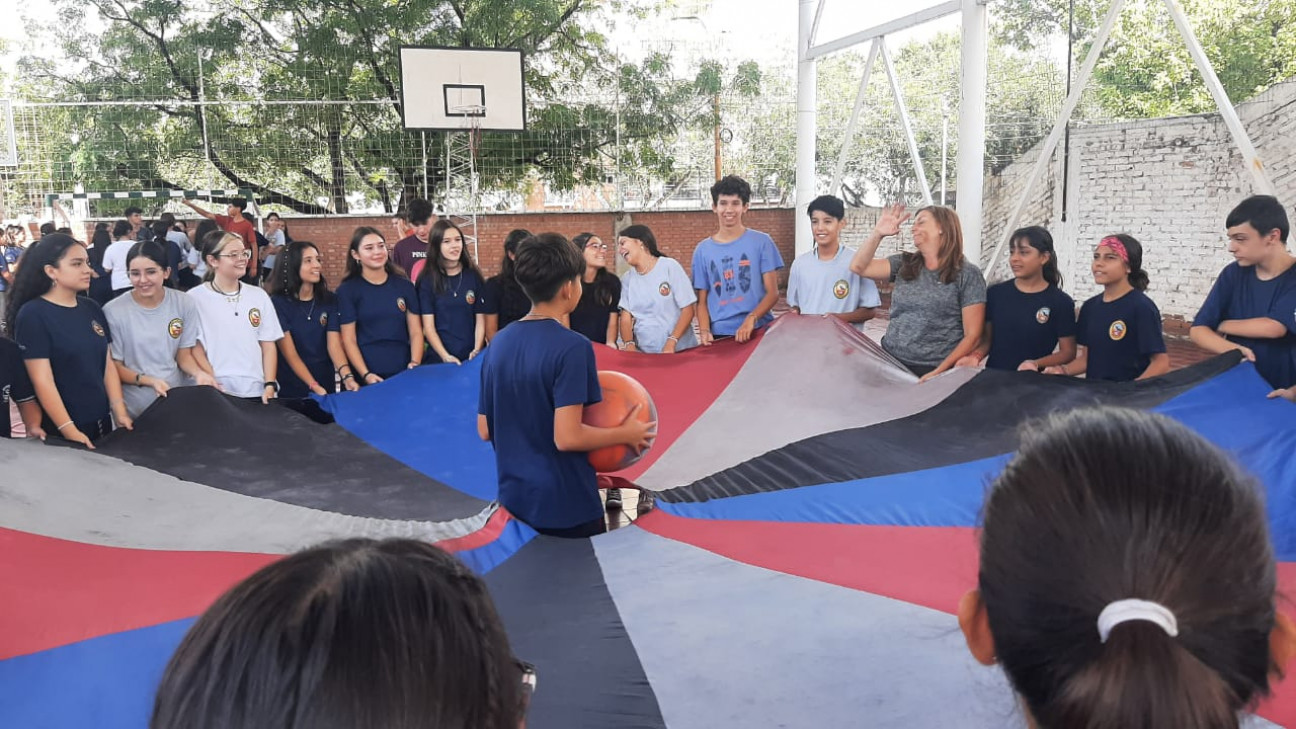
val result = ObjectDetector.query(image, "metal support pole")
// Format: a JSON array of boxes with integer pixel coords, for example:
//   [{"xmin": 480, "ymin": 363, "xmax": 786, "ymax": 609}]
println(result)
[
  {"xmin": 957, "ymin": 0, "xmax": 988, "ymax": 261},
  {"xmin": 941, "ymin": 99, "xmax": 949, "ymax": 206},
  {"xmin": 795, "ymin": 0, "xmax": 818, "ymax": 257},
  {"xmin": 881, "ymin": 40, "xmax": 933, "ymax": 206},
  {"xmin": 829, "ymin": 40, "xmax": 880, "ymax": 195}
]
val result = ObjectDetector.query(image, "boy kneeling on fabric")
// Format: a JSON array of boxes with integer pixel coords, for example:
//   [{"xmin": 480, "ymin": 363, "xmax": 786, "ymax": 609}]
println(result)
[{"xmin": 477, "ymin": 233, "xmax": 656, "ymax": 538}]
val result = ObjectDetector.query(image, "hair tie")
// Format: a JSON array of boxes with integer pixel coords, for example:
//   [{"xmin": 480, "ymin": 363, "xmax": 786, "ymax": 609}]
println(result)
[
  {"xmin": 1097, "ymin": 599, "xmax": 1178, "ymax": 643},
  {"xmin": 1098, "ymin": 236, "xmax": 1129, "ymax": 263}
]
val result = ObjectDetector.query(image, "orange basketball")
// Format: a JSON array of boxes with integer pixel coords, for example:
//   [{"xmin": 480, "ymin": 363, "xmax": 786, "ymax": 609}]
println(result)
[{"xmin": 584, "ymin": 371, "xmax": 657, "ymax": 473}]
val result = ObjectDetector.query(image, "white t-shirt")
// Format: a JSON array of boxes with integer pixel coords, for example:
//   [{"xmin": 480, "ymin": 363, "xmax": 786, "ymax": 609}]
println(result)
[
  {"xmin": 787, "ymin": 245, "xmax": 881, "ymax": 328},
  {"xmin": 188, "ymin": 282, "xmax": 284, "ymax": 397},
  {"xmin": 102, "ymin": 239, "xmax": 137, "ymax": 290},
  {"xmin": 104, "ymin": 289, "xmax": 202, "ymax": 417},
  {"xmin": 619, "ymin": 256, "xmax": 699, "ymax": 353},
  {"xmin": 166, "ymin": 230, "xmax": 193, "ymax": 269},
  {"xmin": 263, "ymin": 230, "xmax": 286, "ymax": 272}
]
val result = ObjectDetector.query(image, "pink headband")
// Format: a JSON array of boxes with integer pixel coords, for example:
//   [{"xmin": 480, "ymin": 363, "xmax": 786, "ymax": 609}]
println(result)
[{"xmin": 1098, "ymin": 236, "xmax": 1129, "ymax": 263}]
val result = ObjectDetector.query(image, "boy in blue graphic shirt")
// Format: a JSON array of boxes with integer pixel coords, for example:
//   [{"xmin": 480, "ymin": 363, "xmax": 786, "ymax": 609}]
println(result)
[
  {"xmin": 691, "ymin": 175, "xmax": 784, "ymax": 344},
  {"xmin": 477, "ymin": 233, "xmax": 656, "ymax": 537},
  {"xmin": 1190, "ymin": 195, "xmax": 1296, "ymax": 400}
]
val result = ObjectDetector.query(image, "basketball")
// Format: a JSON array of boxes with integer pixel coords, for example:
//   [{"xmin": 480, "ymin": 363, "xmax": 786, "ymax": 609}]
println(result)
[{"xmin": 584, "ymin": 371, "xmax": 657, "ymax": 473}]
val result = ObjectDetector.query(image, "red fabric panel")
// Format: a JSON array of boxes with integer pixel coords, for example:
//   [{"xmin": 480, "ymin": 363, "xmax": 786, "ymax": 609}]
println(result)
[{"xmin": 593, "ymin": 332, "xmax": 762, "ymax": 481}]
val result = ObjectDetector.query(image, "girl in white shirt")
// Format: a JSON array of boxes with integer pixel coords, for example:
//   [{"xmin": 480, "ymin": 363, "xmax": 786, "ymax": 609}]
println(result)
[{"xmin": 617, "ymin": 224, "xmax": 698, "ymax": 354}]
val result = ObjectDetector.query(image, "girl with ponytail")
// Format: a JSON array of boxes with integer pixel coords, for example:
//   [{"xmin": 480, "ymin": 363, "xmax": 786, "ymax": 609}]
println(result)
[
  {"xmin": 1045, "ymin": 233, "xmax": 1168, "ymax": 381},
  {"xmin": 959, "ymin": 226, "xmax": 1078, "ymax": 372},
  {"xmin": 960, "ymin": 407, "xmax": 1295, "ymax": 729}
]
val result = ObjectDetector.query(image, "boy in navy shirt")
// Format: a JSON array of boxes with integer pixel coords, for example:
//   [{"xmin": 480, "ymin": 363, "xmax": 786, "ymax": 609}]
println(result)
[
  {"xmin": 1190, "ymin": 195, "xmax": 1296, "ymax": 397},
  {"xmin": 1, "ymin": 336, "xmax": 43, "ymax": 438},
  {"xmin": 477, "ymin": 233, "xmax": 656, "ymax": 537},
  {"xmin": 692, "ymin": 175, "xmax": 784, "ymax": 345}
]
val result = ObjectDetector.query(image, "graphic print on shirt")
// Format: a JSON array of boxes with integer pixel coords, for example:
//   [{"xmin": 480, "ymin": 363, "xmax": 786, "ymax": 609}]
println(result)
[
  {"xmin": 833, "ymin": 280, "xmax": 849, "ymax": 299},
  {"xmin": 168, "ymin": 318, "xmax": 184, "ymax": 339},
  {"xmin": 248, "ymin": 308, "xmax": 262, "ymax": 328},
  {"xmin": 720, "ymin": 256, "xmax": 736, "ymax": 296},
  {"xmin": 1109, "ymin": 319, "xmax": 1127, "ymax": 341},
  {"xmin": 1036, "ymin": 307, "xmax": 1051, "ymax": 324},
  {"xmin": 737, "ymin": 254, "xmax": 752, "ymax": 294},
  {"xmin": 659, "ymin": 282, "xmax": 672, "ymax": 297},
  {"xmin": 710, "ymin": 261, "xmax": 723, "ymax": 298},
  {"xmin": 465, "ymin": 290, "xmax": 476, "ymax": 305}
]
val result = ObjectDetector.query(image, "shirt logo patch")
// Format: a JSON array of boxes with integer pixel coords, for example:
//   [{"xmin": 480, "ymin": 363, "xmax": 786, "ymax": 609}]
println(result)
[
  {"xmin": 465, "ymin": 290, "xmax": 476, "ymax": 305},
  {"xmin": 1109, "ymin": 319, "xmax": 1127, "ymax": 341},
  {"xmin": 319, "ymin": 311, "xmax": 329, "ymax": 328},
  {"xmin": 833, "ymin": 280, "xmax": 850, "ymax": 300},
  {"xmin": 659, "ymin": 282, "xmax": 672, "ymax": 297},
  {"xmin": 397, "ymin": 297, "xmax": 407, "ymax": 313},
  {"xmin": 167, "ymin": 317, "xmax": 184, "ymax": 339},
  {"xmin": 1036, "ymin": 307, "xmax": 1051, "ymax": 324},
  {"xmin": 91, "ymin": 320, "xmax": 106, "ymax": 338},
  {"xmin": 248, "ymin": 308, "xmax": 262, "ymax": 328}
]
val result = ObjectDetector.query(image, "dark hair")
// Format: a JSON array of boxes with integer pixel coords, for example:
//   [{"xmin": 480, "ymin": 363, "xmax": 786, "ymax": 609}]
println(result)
[
  {"xmin": 1010, "ymin": 226, "xmax": 1063, "ymax": 288},
  {"xmin": 420, "ymin": 220, "xmax": 483, "ymax": 294},
  {"xmin": 3, "ymin": 234, "xmax": 87, "ymax": 336},
  {"xmin": 195, "ymin": 218, "xmax": 220, "ymax": 244},
  {"xmin": 898, "ymin": 206, "xmax": 965, "ymax": 284},
  {"xmin": 113, "ymin": 220, "xmax": 133, "ymax": 240},
  {"xmin": 499, "ymin": 229, "xmax": 531, "ymax": 281},
  {"xmin": 124, "ymin": 206, "xmax": 143, "ymax": 217},
  {"xmin": 267, "ymin": 240, "xmax": 333, "ymax": 303},
  {"xmin": 126, "ymin": 240, "xmax": 169, "ymax": 270},
  {"xmin": 88, "ymin": 228, "xmax": 112, "ymax": 270},
  {"xmin": 1101, "ymin": 233, "xmax": 1150, "ymax": 291},
  {"xmin": 617, "ymin": 224, "xmax": 662, "ymax": 258},
  {"xmin": 343, "ymin": 226, "xmax": 400, "ymax": 281},
  {"xmin": 199, "ymin": 230, "xmax": 244, "ymax": 282},
  {"xmin": 807, "ymin": 194, "xmax": 846, "ymax": 221},
  {"xmin": 407, "ymin": 198, "xmax": 434, "ymax": 226},
  {"xmin": 979, "ymin": 407, "xmax": 1277, "ymax": 729},
  {"xmin": 159, "ymin": 212, "xmax": 177, "ymax": 227},
  {"xmin": 1226, "ymin": 195, "xmax": 1289, "ymax": 244},
  {"xmin": 39, "ymin": 221, "xmax": 56, "ymax": 236},
  {"xmin": 152, "ymin": 220, "xmax": 171, "ymax": 240},
  {"xmin": 514, "ymin": 232, "xmax": 584, "ymax": 304},
  {"xmin": 150, "ymin": 538, "xmax": 523, "ymax": 729},
  {"xmin": 55, "ymin": 226, "xmax": 73, "ymax": 236},
  {"xmin": 710, "ymin": 175, "xmax": 752, "ymax": 205},
  {"xmin": 229, "ymin": 198, "xmax": 248, "ymax": 212},
  {"xmin": 572, "ymin": 232, "xmax": 620, "ymax": 308}
]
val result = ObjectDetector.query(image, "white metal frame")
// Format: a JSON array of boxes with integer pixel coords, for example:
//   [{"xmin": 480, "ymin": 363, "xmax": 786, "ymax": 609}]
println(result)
[{"xmin": 983, "ymin": 0, "xmax": 1277, "ymax": 277}]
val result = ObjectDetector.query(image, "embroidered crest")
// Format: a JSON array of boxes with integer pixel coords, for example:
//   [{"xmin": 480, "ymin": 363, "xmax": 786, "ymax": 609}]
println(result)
[
  {"xmin": 1109, "ymin": 319, "xmax": 1127, "ymax": 341},
  {"xmin": 397, "ymin": 297, "xmax": 407, "ymax": 313},
  {"xmin": 465, "ymin": 290, "xmax": 476, "ymax": 305},
  {"xmin": 91, "ymin": 320, "xmax": 106, "ymax": 337},
  {"xmin": 319, "ymin": 311, "xmax": 329, "ymax": 328},
  {"xmin": 167, "ymin": 317, "xmax": 184, "ymax": 339},
  {"xmin": 1036, "ymin": 307, "xmax": 1051, "ymax": 324},
  {"xmin": 659, "ymin": 282, "xmax": 672, "ymax": 297},
  {"xmin": 248, "ymin": 308, "xmax": 262, "ymax": 327},
  {"xmin": 832, "ymin": 279, "xmax": 849, "ymax": 300}
]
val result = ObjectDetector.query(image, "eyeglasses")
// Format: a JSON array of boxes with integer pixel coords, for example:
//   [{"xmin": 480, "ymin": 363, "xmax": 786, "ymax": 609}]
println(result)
[
  {"xmin": 219, "ymin": 250, "xmax": 252, "ymax": 261},
  {"xmin": 585, "ymin": 243, "xmax": 610, "ymax": 251}
]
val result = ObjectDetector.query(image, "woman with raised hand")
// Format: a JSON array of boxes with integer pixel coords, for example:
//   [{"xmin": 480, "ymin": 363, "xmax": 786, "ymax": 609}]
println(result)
[
  {"xmin": 617, "ymin": 224, "xmax": 697, "ymax": 354},
  {"xmin": 267, "ymin": 240, "xmax": 356, "ymax": 397},
  {"xmin": 417, "ymin": 220, "xmax": 486, "ymax": 365},
  {"xmin": 335, "ymin": 226, "xmax": 422, "ymax": 384},
  {"xmin": 6, "ymin": 233, "xmax": 132, "ymax": 448},
  {"xmin": 104, "ymin": 241, "xmax": 217, "ymax": 419}
]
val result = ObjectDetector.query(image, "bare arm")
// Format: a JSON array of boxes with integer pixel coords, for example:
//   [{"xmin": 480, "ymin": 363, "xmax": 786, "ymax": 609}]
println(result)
[
  {"xmin": 190, "ymin": 341, "xmax": 216, "ymax": 377},
  {"xmin": 25, "ymin": 358, "xmax": 88, "ymax": 446},
  {"xmin": 472, "ymin": 313, "xmax": 485, "ymax": 357},
  {"xmin": 477, "ymin": 413, "xmax": 491, "ymax": 441},
  {"xmin": 1031, "ymin": 337, "xmax": 1078, "ymax": 369},
  {"xmin": 259, "ymin": 340, "xmax": 278, "ymax": 403},
  {"xmin": 17, "ymin": 400, "xmax": 44, "ymax": 440},
  {"xmin": 1047, "ymin": 347, "xmax": 1088, "ymax": 377},
  {"xmin": 696, "ymin": 288, "xmax": 713, "ymax": 345},
  {"xmin": 923, "ymin": 303, "xmax": 986, "ymax": 381},
  {"xmin": 182, "ymin": 199, "xmax": 216, "ymax": 221},
  {"xmin": 112, "ymin": 357, "xmax": 171, "ymax": 399},
  {"xmin": 831, "ymin": 306, "xmax": 876, "ymax": 325},
  {"xmin": 735, "ymin": 271, "xmax": 782, "ymax": 344},
  {"xmin": 104, "ymin": 350, "xmax": 131, "ymax": 428},
  {"xmin": 663, "ymin": 303, "xmax": 697, "ymax": 354},
  {"xmin": 553, "ymin": 403, "xmax": 655, "ymax": 453},
  {"xmin": 327, "ymin": 331, "xmax": 358, "ymax": 391},
  {"xmin": 604, "ymin": 312, "xmax": 618, "ymax": 347},
  {"xmin": 484, "ymin": 314, "xmax": 500, "ymax": 342},
  {"xmin": 849, "ymin": 203, "xmax": 910, "ymax": 280},
  {"xmin": 1218, "ymin": 318, "xmax": 1288, "ymax": 339},
  {"xmin": 407, "ymin": 312, "xmax": 423, "ymax": 367},
  {"xmin": 176, "ymin": 347, "xmax": 219, "ymax": 388},
  {"xmin": 277, "ymin": 333, "xmax": 328, "ymax": 395},
  {"xmin": 341, "ymin": 323, "xmax": 376, "ymax": 383},
  {"xmin": 1136, "ymin": 352, "xmax": 1171, "ymax": 380},
  {"xmin": 619, "ymin": 310, "xmax": 637, "ymax": 350},
  {"xmin": 421, "ymin": 313, "xmax": 458, "ymax": 364}
]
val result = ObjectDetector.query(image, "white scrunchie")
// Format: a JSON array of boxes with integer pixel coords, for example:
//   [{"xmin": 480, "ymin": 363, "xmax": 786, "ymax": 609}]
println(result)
[{"xmin": 1097, "ymin": 599, "xmax": 1179, "ymax": 643}]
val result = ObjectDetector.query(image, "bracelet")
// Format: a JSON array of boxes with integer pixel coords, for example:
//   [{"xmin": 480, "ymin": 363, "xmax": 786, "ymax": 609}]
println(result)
[
  {"xmin": 340, "ymin": 373, "xmax": 356, "ymax": 381},
  {"xmin": 666, "ymin": 336, "xmax": 679, "ymax": 343},
  {"xmin": 134, "ymin": 372, "xmax": 143, "ymax": 385},
  {"xmin": 361, "ymin": 371, "xmax": 375, "ymax": 381},
  {"xmin": 56, "ymin": 421, "xmax": 73, "ymax": 432},
  {"xmin": 336, "ymin": 364, "xmax": 353, "ymax": 374}
]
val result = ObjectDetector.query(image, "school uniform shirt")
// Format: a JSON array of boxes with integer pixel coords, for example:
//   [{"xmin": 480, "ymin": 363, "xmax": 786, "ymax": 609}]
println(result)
[
  {"xmin": 481, "ymin": 274, "xmax": 532, "ymax": 332},
  {"xmin": 13, "ymin": 297, "xmax": 112, "ymax": 428},
  {"xmin": 1077, "ymin": 289, "xmax": 1166, "ymax": 382},
  {"xmin": 272, "ymin": 292, "xmax": 340, "ymax": 399},
  {"xmin": 570, "ymin": 274, "xmax": 621, "ymax": 344},
  {"xmin": 0, "ymin": 336, "xmax": 35, "ymax": 438},
  {"xmin": 786, "ymin": 246, "xmax": 881, "ymax": 327},
  {"xmin": 690, "ymin": 229, "xmax": 784, "ymax": 336},
  {"xmin": 881, "ymin": 255, "xmax": 988, "ymax": 369},
  {"xmin": 188, "ymin": 283, "xmax": 284, "ymax": 397},
  {"xmin": 391, "ymin": 235, "xmax": 427, "ymax": 279},
  {"xmin": 166, "ymin": 230, "xmax": 193, "ymax": 268},
  {"xmin": 1193, "ymin": 262, "xmax": 1296, "ymax": 390},
  {"xmin": 416, "ymin": 270, "xmax": 484, "ymax": 362},
  {"xmin": 984, "ymin": 281, "xmax": 1077, "ymax": 371},
  {"xmin": 336, "ymin": 275, "xmax": 419, "ymax": 379},
  {"xmin": 478, "ymin": 319, "xmax": 603, "ymax": 530},
  {"xmin": 620, "ymin": 257, "xmax": 699, "ymax": 353},
  {"xmin": 102, "ymin": 239, "xmax": 136, "ymax": 290},
  {"xmin": 104, "ymin": 289, "xmax": 201, "ymax": 417}
]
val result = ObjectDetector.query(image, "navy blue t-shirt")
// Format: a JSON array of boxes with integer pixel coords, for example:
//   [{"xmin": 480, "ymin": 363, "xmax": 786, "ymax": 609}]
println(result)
[
  {"xmin": 14, "ymin": 297, "xmax": 112, "ymax": 426},
  {"xmin": 336, "ymin": 275, "xmax": 418, "ymax": 379},
  {"xmin": 481, "ymin": 275, "xmax": 532, "ymax": 332},
  {"xmin": 1077, "ymin": 290, "xmax": 1166, "ymax": 382},
  {"xmin": 1193, "ymin": 262, "xmax": 1296, "ymax": 390},
  {"xmin": 570, "ymin": 274, "xmax": 621, "ymax": 344},
  {"xmin": 417, "ymin": 270, "xmax": 484, "ymax": 362},
  {"xmin": 1, "ymin": 336, "xmax": 35, "ymax": 438},
  {"xmin": 478, "ymin": 319, "xmax": 603, "ymax": 530},
  {"xmin": 272, "ymin": 292, "xmax": 340, "ymax": 398},
  {"xmin": 985, "ymin": 281, "xmax": 1077, "ymax": 370}
]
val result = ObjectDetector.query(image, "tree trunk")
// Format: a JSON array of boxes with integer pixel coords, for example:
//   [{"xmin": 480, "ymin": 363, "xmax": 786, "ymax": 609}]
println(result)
[{"xmin": 327, "ymin": 116, "xmax": 349, "ymax": 214}]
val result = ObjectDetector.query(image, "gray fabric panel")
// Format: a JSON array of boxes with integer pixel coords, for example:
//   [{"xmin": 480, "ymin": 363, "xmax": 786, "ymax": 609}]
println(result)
[
  {"xmin": 0, "ymin": 438, "xmax": 491, "ymax": 552},
  {"xmin": 592, "ymin": 526, "xmax": 1023, "ymax": 728},
  {"xmin": 636, "ymin": 315, "xmax": 979, "ymax": 490}
]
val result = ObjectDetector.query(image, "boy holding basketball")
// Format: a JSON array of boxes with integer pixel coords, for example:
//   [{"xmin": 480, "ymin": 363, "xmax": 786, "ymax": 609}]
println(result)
[{"xmin": 477, "ymin": 233, "xmax": 656, "ymax": 537}]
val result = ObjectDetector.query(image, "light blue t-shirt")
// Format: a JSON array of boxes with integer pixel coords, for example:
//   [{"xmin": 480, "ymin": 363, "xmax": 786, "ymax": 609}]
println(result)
[
  {"xmin": 690, "ymin": 228, "xmax": 784, "ymax": 336},
  {"xmin": 787, "ymin": 245, "xmax": 881, "ymax": 327},
  {"xmin": 620, "ymin": 256, "xmax": 698, "ymax": 353}
]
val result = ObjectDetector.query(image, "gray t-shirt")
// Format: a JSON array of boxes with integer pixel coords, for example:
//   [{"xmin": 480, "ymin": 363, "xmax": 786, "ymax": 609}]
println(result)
[
  {"xmin": 881, "ymin": 254, "xmax": 987, "ymax": 368},
  {"xmin": 787, "ymin": 245, "xmax": 882, "ymax": 327},
  {"xmin": 104, "ymin": 289, "xmax": 202, "ymax": 417},
  {"xmin": 620, "ymin": 256, "xmax": 699, "ymax": 353}
]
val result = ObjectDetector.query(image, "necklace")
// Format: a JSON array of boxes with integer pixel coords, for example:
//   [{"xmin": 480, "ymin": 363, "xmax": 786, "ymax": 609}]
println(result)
[
  {"xmin": 211, "ymin": 281, "xmax": 242, "ymax": 317},
  {"xmin": 446, "ymin": 267, "xmax": 464, "ymax": 297},
  {"xmin": 299, "ymin": 295, "xmax": 317, "ymax": 322}
]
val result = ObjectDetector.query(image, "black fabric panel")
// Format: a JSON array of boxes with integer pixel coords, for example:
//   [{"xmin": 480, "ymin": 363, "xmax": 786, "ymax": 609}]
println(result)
[
  {"xmin": 662, "ymin": 353, "xmax": 1242, "ymax": 504},
  {"xmin": 485, "ymin": 536, "xmax": 666, "ymax": 729},
  {"xmin": 94, "ymin": 386, "xmax": 487, "ymax": 521}
]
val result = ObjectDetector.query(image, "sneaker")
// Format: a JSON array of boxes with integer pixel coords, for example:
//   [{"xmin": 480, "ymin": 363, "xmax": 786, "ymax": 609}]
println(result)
[{"xmin": 605, "ymin": 487, "xmax": 623, "ymax": 511}]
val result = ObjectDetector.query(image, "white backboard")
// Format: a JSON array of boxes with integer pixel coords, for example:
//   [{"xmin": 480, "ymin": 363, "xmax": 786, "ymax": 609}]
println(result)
[{"xmin": 399, "ymin": 47, "xmax": 526, "ymax": 132}]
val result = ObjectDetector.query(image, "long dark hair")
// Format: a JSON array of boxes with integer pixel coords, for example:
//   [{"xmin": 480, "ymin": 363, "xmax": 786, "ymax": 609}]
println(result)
[
  {"xmin": 194, "ymin": 219, "xmax": 220, "ymax": 247},
  {"xmin": 618, "ymin": 224, "xmax": 662, "ymax": 258},
  {"xmin": 267, "ymin": 240, "xmax": 333, "ymax": 303},
  {"xmin": 1103, "ymin": 233, "xmax": 1150, "ymax": 291},
  {"xmin": 979, "ymin": 407, "xmax": 1277, "ymax": 729},
  {"xmin": 150, "ymin": 538, "xmax": 524, "ymax": 729},
  {"xmin": 572, "ymin": 232, "xmax": 619, "ymax": 308},
  {"xmin": 343, "ymin": 226, "xmax": 401, "ymax": 282},
  {"xmin": 420, "ymin": 219, "xmax": 484, "ymax": 293},
  {"xmin": 497, "ymin": 228, "xmax": 531, "ymax": 283},
  {"xmin": 898, "ymin": 206, "xmax": 965, "ymax": 284},
  {"xmin": 3, "ymin": 234, "xmax": 86, "ymax": 336},
  {"xmin": 88, "ymin": 226, "xmax": 112, "ymax": 271},
  {"xmin": 1010, "ymin": 226, "xmax": 1063, "ymax": 288}
]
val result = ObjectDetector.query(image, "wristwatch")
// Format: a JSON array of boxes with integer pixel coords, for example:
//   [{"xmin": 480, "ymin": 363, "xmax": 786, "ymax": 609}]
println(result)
[{"xmin": 264, "ymin": 380, "xmax": 280, "ymax": 393}]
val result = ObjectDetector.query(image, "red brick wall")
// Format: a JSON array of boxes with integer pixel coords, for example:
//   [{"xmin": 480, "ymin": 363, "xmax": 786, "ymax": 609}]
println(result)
[{"xmin": 279, "ymin": 209, "xmax": 798, "ymax": 287}]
